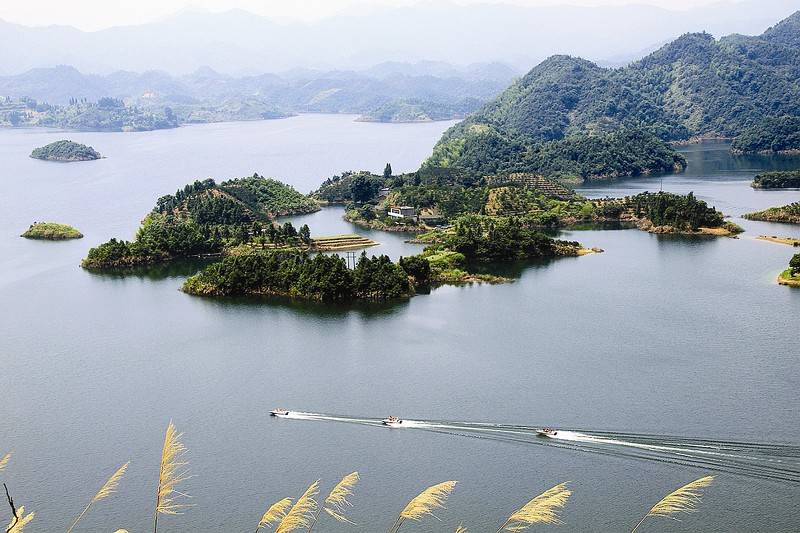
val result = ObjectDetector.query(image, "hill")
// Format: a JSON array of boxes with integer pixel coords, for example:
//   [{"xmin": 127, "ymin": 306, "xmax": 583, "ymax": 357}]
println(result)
[
  {"xmin": 82, "ymin": 175, "xmax": 318, "ymax": 269},
  {"xmin": 425, "ymin": 11, "xmax": 800, "ymax": 178}
]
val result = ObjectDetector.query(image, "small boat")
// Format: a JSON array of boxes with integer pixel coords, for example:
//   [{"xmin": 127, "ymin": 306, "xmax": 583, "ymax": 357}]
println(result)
[
  {"xmin": 382, "ymin": 416, "xmax": 403, "ymax": 427},
  {"xmin": 536, "ymin": 427, "xmax": 558, "ymax": 437},
  {"xmin": 270, "ymin": 409, "xmax": 290, "ymax": 417}
]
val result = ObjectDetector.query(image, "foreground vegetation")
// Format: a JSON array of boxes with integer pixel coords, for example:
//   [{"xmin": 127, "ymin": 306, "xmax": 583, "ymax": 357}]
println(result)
[
  {"xmin": 751, "ymin": 171, "xmax": 800, "ymax": 189},
  {"xmin": 82, "ymin": 176, "xmax": 319, "ymax": 269},
  {"xmin": 30, "ymin": 140, "xmax": 101, "ymax": 162},
  {"xmin": 744, "ymin": 203, "xmax": 800, "ymax": 225},
  {"xmin": 20, "ymin": 222, "xmax": 83, "ymax": 240},
  {"xmin": 0, "ymin": 423, "xmax": 717, "ymax": 532}
]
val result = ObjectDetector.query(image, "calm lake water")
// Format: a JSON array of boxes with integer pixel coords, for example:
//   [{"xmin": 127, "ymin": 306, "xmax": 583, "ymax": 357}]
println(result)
[{"xmin": 1, "ymin": 117, "xmax": 799, "ymax": 532}]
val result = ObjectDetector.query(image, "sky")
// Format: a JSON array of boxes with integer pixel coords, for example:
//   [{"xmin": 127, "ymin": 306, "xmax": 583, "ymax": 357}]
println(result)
[{"xmin": 0, "ymin": 0, "xmax": 742, "ymax": 31}]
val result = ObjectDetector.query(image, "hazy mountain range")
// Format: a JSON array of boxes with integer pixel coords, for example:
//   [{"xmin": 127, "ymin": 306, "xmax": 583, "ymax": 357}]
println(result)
[{"xmin": 1, "ymin": 0, "xmax": 798, "ymax": 75}]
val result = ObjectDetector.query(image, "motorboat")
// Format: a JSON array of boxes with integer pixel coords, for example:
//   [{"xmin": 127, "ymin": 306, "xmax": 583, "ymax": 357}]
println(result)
[
  {"xmin": 536, "ymin": 427, "xmax": 558, "ymax": 437},
  {"xmin": 270, "ymin": 409, "xmax": 290, "ymax": 417},
  {"xmin": 382, "ymin": 416, "xmax": 404, "ymax": 427}
]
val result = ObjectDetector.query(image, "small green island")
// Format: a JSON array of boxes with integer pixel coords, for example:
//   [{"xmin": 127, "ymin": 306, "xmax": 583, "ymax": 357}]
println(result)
[
  {"xmin": 778, "ymin": 253, "xmax": 800, "ymax": 287},
  {"xmin": 744, "ymin": 202, "xmax": 800, "ymax": 225},
  {"xmin": 751, "ymin": 171, "xmax": 800, "ymax": 189},
  {"xmin": 30, "ymin": 140, "xmax": 101, "ymax": 162},
  {"xmin": 21, "ymin": 222, "xmax": 83, "ymax": 240}
]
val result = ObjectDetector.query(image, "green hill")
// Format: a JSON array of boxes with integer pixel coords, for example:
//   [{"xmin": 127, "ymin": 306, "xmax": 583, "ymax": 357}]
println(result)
[
  {"xmin": 425, "ymin": 11, "xmax": 800, "ymax": 180},
  {"xmin": 82, "ymin": 174, "xmax": 319, "ymax": 269}
]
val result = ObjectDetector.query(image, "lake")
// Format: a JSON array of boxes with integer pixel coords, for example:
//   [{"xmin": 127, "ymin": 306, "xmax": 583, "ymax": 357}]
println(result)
[{"xmin": 1, "ymin": 117, "xmax": 799, "ymax": 532}]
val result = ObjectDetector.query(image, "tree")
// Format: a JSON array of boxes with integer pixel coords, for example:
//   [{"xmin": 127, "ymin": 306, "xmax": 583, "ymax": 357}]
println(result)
[
  {"xmin": 350, "ymin": 173, "xmax": 377, "ymax": 203},
  {"xmin": 383, "ymin": 163, "xmax": 393, "ymax": 179},
  {"xmin": 299, "ymin": 224, "xmax": 311, "ymax": 244},
  {"xmin": 790, "ymin": 253, "xmax": 800, "ymax": 276}
]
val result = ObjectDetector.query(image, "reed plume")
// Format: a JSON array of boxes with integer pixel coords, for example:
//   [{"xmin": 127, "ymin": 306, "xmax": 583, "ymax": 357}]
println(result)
[
  {"xmin": 153, "ymin": 421, "xmax": 191, "ymax": 533},
  {"xmin": 630, "ymin": 475, "xmax": 714, "ymax": 532},
  {"xmin": 5, "ymin": 505, "xmax": 33, "ymax": 533},
  {"xmin": 275, "ymin": 480, "xmax": 319, "ymax": 533},
  {"xmin": 455, "ymin": 525, "xmax": 469, "ymax": 532},
  {"xmin": 67, "ymin": 462, "xmax": 129, "ymax": 533},
  {"xmin": 495, "ymin": 482, "xmax": 571, "ymax": 532},
  {"xmin": 255, "ymin": 498, "xmax": 292, "ymax": 532},
  {"xmin": 319, "ymin": 471, "xmax": 359, "ymax": 525},
  {"xmin": 388, "ymin": 480, "xmax": 457, "ymax": 533},
  {"xmin": 0, "ymin": 453, "xmax": 10, "ymax": 472}
]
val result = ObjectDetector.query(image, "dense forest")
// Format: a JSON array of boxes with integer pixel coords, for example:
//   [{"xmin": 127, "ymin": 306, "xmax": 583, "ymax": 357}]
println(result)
[
  {"xmin": 732, "ymin": 117, "xmax": 800, "ymax": 154},
  {"xmin": 82, "ymin": 175, "xmax": 318, "ymax": 269},
  {"xmin": 751, "ymin": 171, "xmax": 800, "ymax": 189},
  {"xmin": 424, "ymin": 12, "xmax": 800, "ymax": 177},
  {"xmin": 30, "ymin": 140, "xmax": 101, "ymax": 161},
  {"xmin": 182, "ymin": 251, "xmax": 413, "ymax": 301}
]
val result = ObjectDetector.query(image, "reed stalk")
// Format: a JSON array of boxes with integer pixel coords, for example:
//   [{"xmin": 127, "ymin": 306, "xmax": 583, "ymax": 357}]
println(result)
[
  {"xmin": 630, "ymin": 476, "xmax": 714, "ymax": 533},
  {"xmin": 67, "ymin": 462, "xmax": 129, "ymax": 533}
]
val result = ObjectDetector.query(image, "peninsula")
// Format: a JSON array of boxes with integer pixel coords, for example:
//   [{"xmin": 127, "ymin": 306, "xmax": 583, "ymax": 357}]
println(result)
[
  {"xmin": 778, "ymin": 254, "xmax": 800, "ymax": 287},
  {"xmin": 751, "ymin": 171, "xmax": 800, "ymax": 189},
  {"xmin": 744, "ymin": 203, "xmax": 800, "ymax": 225}
]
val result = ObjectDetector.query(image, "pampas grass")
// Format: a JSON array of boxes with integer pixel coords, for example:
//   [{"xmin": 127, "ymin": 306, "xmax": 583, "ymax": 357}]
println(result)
[
  {"xmin": 318, "ymin": 471, "xmax": 360, "ymax": 527},
  {"xmin": 4, "ymin": 504, "xmax": 34, "ymax": 533},
  {"xmin": 67, "ymin": 462, "xmax": 129, "ymax": 533},
  {"xmin": 275, "ymin": 481, "xmax": 319, "ymax": 533},
  {"xmin": 388, "ymin": 480, "xmax": 457, "ymax": 533},
  {"xmin": 0, "ymin": 453, "xmax": 10, "ymax": 472},
  {"xmin": 153, "ymin": 421, "xmax": 191, "ymax": 533},
  {"xmin": 256, "ymin": 498, "xmax": 293, "ymax": 532},
  {"xmin": 630, "ymin": 476, "xmax": 714, "ymax": 532},
  {"xmin": 495, "ymin": 482, "xmax": 571, "ymax": 532}
]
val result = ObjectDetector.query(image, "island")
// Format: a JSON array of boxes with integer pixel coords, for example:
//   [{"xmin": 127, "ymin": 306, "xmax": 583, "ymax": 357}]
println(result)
[
  {"xmin": 181, "ymin": 216, "xmax": 587, "ymax": 300},
  {"xmin": 731, "ymin": 116, "xmax": 800, "ymax": 155},
  {"xmin": 751, "ymin": 171, "xmax": 800, "ymax": 189},
  {"xmin": 81, "ymin": 174, "xmax": 319, "ymax": 270},
  {"xmin": 778, "ymin": 253, "xmax": 800, "ymax": 287},
  {"xmin": 21, "ymin": 222, "xmax": 83, "ymax": 240},
  {"xmin": 744, "ymin": 203, "xmax": 800, "ymax": 225},
  {"xmin": 315, "ymin": 169, "xmax": 742, "ymax": 238},
  {"xmin": 30, "ymin": 140, "xmax": 101, "ymax": 162}
]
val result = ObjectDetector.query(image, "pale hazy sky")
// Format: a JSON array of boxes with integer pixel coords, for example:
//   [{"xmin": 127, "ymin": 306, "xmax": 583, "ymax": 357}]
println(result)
[{"xmin": 0, "ymin": 0, "xmax": 740, "ymax": 31}]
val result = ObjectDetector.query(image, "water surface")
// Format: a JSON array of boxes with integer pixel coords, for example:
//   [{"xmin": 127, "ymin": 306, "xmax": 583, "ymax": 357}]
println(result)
[{"xmin": 1, "ymin": 124, "xmax": 799, "ymax": 532}]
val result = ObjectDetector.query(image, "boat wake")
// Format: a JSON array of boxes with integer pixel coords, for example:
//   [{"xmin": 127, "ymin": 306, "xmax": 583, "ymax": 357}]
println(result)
[{"xmin": 270, "ymin": 411, "xmax": 800, "ymax": 484}]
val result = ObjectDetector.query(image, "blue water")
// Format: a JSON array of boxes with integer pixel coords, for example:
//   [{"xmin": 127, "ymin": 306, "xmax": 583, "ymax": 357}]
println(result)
[{"xmin": 0, "ymin": 120, "xmax": 799, "ymax": 532}]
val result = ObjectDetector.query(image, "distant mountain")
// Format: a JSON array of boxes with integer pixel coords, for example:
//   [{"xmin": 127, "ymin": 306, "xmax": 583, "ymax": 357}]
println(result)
[
  {"xmin": 0, "ymin": 1, "xmax": 798, "ymax": 75},
  {"xmin": 427, "ymin": 11, "xmax": 800, "ymax": 175}
]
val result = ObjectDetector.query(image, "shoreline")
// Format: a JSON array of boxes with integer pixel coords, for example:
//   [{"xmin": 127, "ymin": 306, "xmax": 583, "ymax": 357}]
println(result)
[{"xmin": 756, "ymin": 235, "xmax": 800, "ymax": 247}]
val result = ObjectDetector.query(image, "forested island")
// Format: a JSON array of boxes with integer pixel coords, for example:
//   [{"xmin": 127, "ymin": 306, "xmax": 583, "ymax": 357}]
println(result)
[
  {"xmin": 30, "ymin": 140, "xmax": 101, "ymax": 162},
  {"xmin": 21, "ymin": 222, "xmax": 83, "ymax": 240},
  {"xmin": 732, "ymin": 117, "xmax": 800, "ymax": 154},
  {"xmin": 315, "ymin": 168, "xmax": 740, "ymax": 237},
  {"xmin": 744, "ymin": 203, "xmax": 800, "ymax": 224},
  {"xmin": 778, "ymin": 254, "xmax": 800, "ymax": 287},
  {"xmin": 81, "ymin": 175, "xmax": 319, "ymax": 270},
  {"xmin": 181, "ymin": 216, "xmax": 586, "ymax": 300},
  {"xmin": 751, "ymin": 171, "xmax": 800, "ymax": 189}
]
